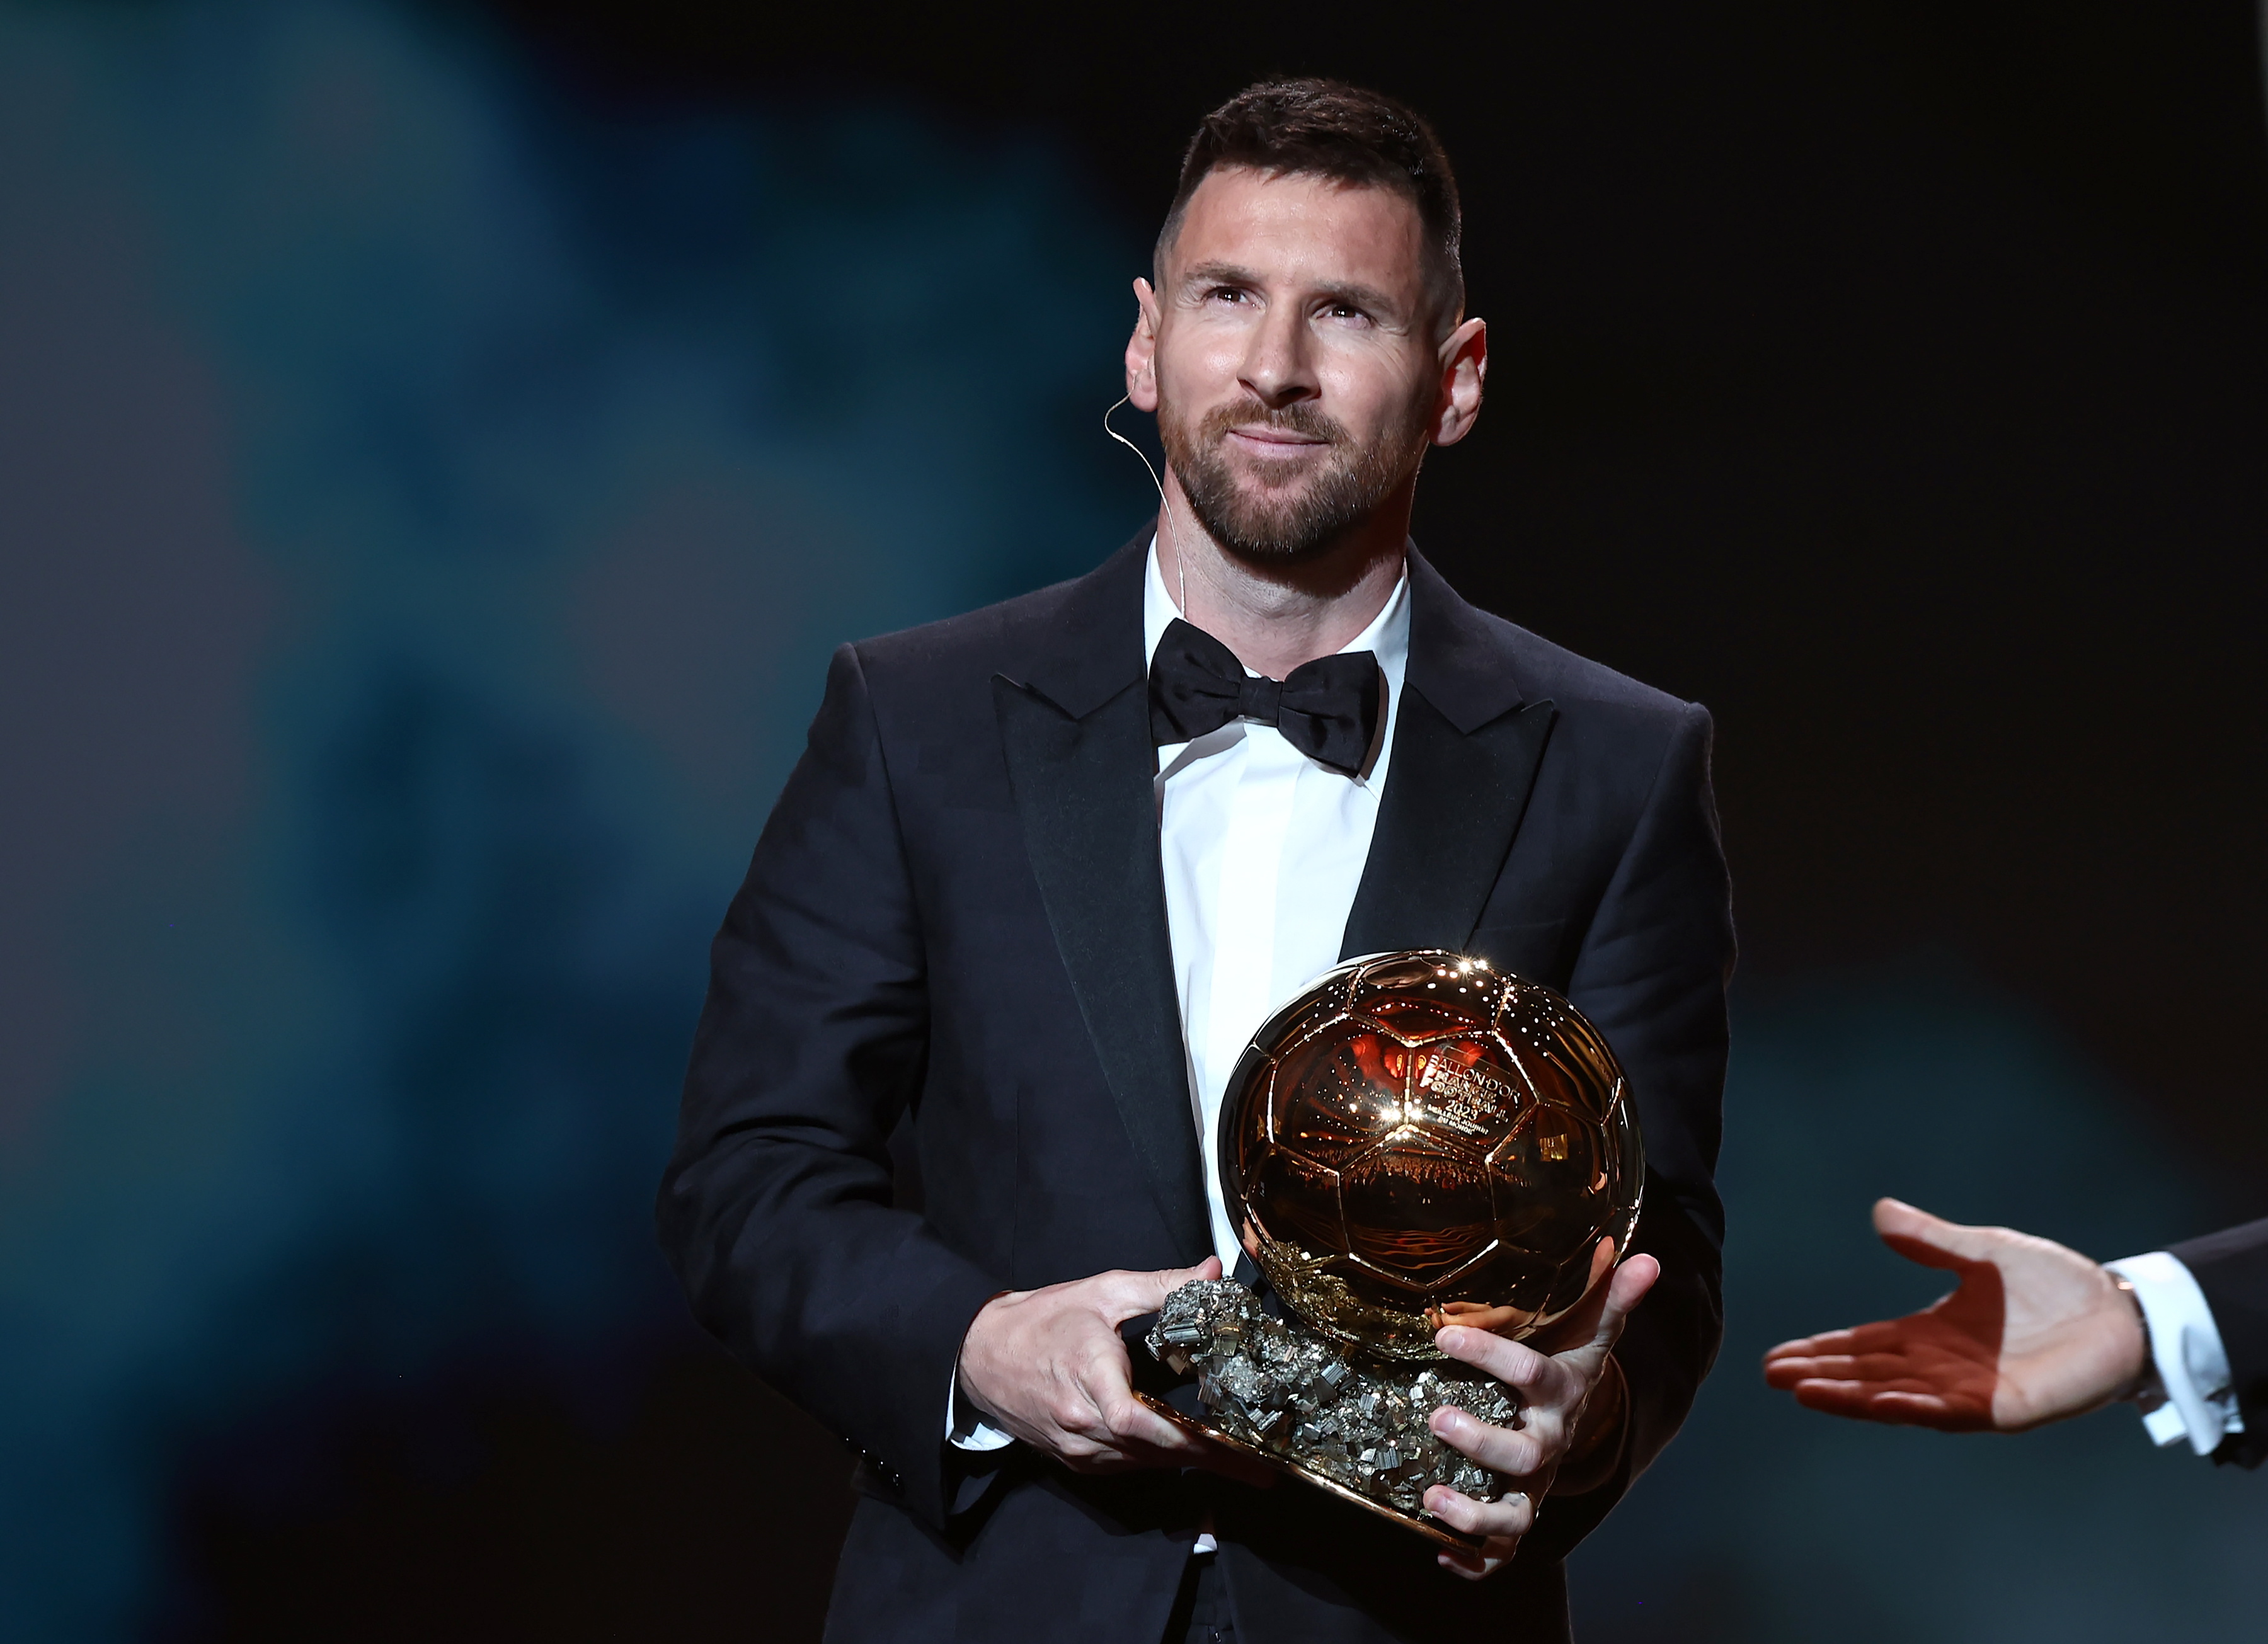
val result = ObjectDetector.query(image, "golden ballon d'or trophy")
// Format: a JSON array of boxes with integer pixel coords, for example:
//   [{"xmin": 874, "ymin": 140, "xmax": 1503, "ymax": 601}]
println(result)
[{"xmin": 1138, "ymin": 950, "xmax": 1644, "ymax": 1550}]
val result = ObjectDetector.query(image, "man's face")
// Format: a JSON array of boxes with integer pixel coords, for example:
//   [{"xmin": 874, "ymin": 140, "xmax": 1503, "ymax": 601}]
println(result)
[{"xmin": 1140, "ymin": 166, "xmax": 1453, "ymax": 563}]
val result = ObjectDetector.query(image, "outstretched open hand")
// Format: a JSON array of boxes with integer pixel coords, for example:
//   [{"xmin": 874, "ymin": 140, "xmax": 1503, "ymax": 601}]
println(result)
[{"xmin": 1761, "ymin": 1197, "xmax": 2147, "ymax": 1431}]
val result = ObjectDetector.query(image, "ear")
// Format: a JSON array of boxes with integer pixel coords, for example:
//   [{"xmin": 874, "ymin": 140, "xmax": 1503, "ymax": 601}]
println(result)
[
  {"xmin": 1428, "ymin": 316, "xmax": 1487, "ymax": 447},
  {"xmin": 1126, "ymin": 277, "xmax": 1163, "ymax": 413}
]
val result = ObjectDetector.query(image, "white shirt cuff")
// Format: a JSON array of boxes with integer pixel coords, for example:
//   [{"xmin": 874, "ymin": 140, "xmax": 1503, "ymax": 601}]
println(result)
[
  {"xmin": 946, "ymin": 1367, "xmax": 1015, "ymax": 1452},
  {"xmin": 2106, "ymin": 1252, "xmax": 2245, "ymax": 1457}
]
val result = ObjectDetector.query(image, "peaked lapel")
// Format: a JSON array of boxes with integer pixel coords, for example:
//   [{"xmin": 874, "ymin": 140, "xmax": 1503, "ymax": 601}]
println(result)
[
  {"xmin": 993, "ymin": 534, "xmax": 1213, "ymax": 1264},
  {"xmin": 1342, "ymin": 551, "xmax": 1559, "ymax": 960}
]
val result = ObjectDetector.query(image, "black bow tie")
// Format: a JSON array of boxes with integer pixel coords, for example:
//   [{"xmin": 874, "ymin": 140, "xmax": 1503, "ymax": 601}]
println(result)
[{"xmin": 1148, "ymin": 618, "xmax": 1380, "ymax": 776}]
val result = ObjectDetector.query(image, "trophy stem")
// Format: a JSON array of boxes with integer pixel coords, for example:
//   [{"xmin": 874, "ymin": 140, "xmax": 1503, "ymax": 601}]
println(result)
[
  {"xmin": 1142, "ymin": 1279, "xmax": 1520, "ymax": 1552},
  {"xmin": 1133, "ymin": 1390, "xmax": 1489, "ymax": 1553}
]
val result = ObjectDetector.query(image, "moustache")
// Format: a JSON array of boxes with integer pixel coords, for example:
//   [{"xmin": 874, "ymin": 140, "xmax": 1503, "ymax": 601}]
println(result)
[{"xmin": 1195, "ymin": 399, "xmax": 1351, "ymax": 448}]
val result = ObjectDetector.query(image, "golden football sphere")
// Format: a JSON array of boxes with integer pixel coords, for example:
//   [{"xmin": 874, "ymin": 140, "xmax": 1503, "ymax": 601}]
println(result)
[{"xmin": 1219, "ymin": 950, "xmax": 1644, "ymax": 1362}]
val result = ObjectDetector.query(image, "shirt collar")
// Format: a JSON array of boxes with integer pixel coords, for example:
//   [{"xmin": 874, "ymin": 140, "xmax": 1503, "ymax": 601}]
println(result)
[{"xmin": 1142, "ymin": 536, "xmax": 1411, "ymax": 684}]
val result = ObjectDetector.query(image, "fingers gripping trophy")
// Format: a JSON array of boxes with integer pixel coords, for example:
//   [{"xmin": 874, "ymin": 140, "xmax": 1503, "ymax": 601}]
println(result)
[{"xmin": 1138, "ymin": 949, "xmax": 1645, "ymax": 1549}]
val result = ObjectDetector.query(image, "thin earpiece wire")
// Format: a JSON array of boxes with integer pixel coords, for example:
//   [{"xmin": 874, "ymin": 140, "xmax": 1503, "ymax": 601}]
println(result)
[{"xmin": 1104, "ymin": 394, "xmax": 1187, "ymax": 619}]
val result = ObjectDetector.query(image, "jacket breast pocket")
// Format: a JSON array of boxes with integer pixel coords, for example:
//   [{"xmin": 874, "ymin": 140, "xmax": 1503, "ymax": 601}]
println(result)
[{"xmin": 1464, "ymin": 918, "xmax": 1570, "ymax": 990}]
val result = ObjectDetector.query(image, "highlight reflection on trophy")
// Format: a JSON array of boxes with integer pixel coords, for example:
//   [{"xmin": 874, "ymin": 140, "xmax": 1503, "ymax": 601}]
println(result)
[{"xmin": 1141, "ymin": 950, "xmax": 1644, "ymax": 1549}]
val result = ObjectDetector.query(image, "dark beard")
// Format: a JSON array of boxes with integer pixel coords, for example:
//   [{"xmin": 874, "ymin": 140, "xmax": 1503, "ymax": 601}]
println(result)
[{"xmin": 1160, "ymin": 393, "xmax": 1428, "ymax": 564}]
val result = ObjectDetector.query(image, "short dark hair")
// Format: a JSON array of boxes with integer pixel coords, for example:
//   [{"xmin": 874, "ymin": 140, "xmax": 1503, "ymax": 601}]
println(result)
[{"xmin": 1155, "ymin": 79, "xmax": 1464, "ymax": 333}]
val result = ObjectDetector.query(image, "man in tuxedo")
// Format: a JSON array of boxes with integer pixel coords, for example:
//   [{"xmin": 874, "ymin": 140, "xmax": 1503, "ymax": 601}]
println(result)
[
  {"xmin": 1764, "ymin": 1199, "xmax": 2268, "ymax": 1467},
  {"xmin": 659, "ymin": 79, "xmax": 1735, "ymax": 1642}
]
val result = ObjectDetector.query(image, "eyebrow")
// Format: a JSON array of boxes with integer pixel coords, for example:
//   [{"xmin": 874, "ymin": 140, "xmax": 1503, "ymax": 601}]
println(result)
[{"xmin": 1176, "ymin": 260, "xmax": 1409, "ymax": 323}]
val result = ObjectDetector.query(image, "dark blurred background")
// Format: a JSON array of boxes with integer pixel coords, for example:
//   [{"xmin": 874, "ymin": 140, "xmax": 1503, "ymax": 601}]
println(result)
[{"xmin": 4, "ymin": 1, "xmax": 2266, "ymax": 1638}]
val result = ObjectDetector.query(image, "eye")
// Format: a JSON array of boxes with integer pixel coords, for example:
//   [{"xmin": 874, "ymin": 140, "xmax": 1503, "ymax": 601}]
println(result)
[
  {"xmin": 1322, "ymin": 301, "xmax": 1373, "ymax": 326},
  {"xmin": 1206, "ymin": 285, "xmax": 1251, "ymax": 305}
]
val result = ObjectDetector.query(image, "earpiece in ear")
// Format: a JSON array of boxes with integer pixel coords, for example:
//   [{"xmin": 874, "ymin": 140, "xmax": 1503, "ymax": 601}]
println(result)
[{"xmin": 1102, "ymin": 394, "xmax": 1167, "ymax": 503}]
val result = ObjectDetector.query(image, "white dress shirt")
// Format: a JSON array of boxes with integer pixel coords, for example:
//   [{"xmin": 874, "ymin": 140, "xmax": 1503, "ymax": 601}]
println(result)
[
  {"xmin": 1149, "ymin": 545, "xmax": 1411, "ymax": 1269},
  {"xmin": 2107, "ymin": 1250, "xmax": 2245, "ymax": 1456},
  {"xmin": 949, "ymin": 542, "xmax": 1411, "ymax": 1454}
]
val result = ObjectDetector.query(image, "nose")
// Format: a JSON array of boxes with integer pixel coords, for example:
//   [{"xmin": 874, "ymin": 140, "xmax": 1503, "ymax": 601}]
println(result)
[{"xmin": 1238, "ymin": 299, "xmax": 1319, "ymax": 409}]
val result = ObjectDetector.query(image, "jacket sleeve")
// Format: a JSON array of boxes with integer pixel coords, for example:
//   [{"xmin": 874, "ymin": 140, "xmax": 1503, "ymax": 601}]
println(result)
[
  {"xmin": 2167, "ymin": 1217, "xmax": 2268, "ymax": 1468},
  {"xmin": 656, "ymin": 642, "xmax": 1004, "ymax": 1531},
  {"xmin": 1532, "ymin": 700, "xmax": 1734, "ymax": 1557}
]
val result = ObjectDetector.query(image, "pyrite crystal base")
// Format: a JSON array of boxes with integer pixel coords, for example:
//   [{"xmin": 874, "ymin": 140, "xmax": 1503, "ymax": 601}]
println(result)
[{"xmin": 1141, "ymin": 1279, "xmax": 1519, "ymax": 1550}]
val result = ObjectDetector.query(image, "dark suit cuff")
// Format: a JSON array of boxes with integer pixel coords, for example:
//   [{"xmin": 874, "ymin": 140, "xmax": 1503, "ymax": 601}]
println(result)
[
  {"xmin": 2167, "ymin": 1218, "xmax": 2268, "ymax": 1467},
  {"xmin": 825, "ymin": 1254, "xmax": 1009, "ymax": 1533},
  {"xmin": 944, "ymin": 1436, "xmax": 1017, "ymax": 1517}
]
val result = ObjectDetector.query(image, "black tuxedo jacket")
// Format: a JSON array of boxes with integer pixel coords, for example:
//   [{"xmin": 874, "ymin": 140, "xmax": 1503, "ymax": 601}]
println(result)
[
  {"xmin": 2169, "ymin": 1219, "xmax": 2268, "ymax": 1468},
  {"xmin": 659, "ymin": 536, "xmax": 1736, "ymax": 1643}
]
